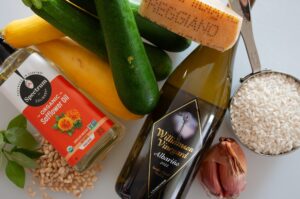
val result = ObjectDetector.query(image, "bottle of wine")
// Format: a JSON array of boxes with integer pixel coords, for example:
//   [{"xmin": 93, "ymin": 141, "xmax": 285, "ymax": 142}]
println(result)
[{"xmin": 115, "ymin": 45, "xmax": 236, "ymax": 199}]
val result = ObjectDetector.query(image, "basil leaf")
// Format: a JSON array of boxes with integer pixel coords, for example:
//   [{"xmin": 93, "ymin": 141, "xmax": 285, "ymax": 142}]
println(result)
[
  {"xmin": 0, "ymin": 133, "xmax": 4, "ymax": 148},
  {"xmin": 4, "ymin": 128, "xmax": 38, "ymax": 150},
  {"xmin": 7, "ymin": 115, "xmax": 27, "ymax": 130},
  {"xmin": 12, "ymin": 148, "xmax": 43, "ymax": 159},
  {"xmin": 6, "ymin": 152, "xmax": 38, "ymax": 169},
  {"xmin": 0, "ymin": 130, "xmax": 10, "ymax": 144},
  {"xmin": 5, "ymin": 161, "xmax": 25, "ymax": 188}
]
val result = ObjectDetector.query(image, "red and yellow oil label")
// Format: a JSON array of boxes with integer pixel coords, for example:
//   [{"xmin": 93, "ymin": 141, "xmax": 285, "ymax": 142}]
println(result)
[{"xmin": 0, "ymin": 52, "xmax": 114, "ymax": 166}]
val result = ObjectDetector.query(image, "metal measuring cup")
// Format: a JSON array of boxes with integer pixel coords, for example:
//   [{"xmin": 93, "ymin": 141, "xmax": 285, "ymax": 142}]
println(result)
[{"xmin": 229, "ymin": 0, "xmax": 300, "ymax": 155}]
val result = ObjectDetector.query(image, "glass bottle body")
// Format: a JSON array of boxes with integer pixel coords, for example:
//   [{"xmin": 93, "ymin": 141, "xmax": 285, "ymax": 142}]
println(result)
[
  {"xmin": 0, "ymin": 49, "xmax": 123, "ymax": 172},
  {"xmin": 116, "ymin": 46, "xmax": 236, "ymax": 199}
]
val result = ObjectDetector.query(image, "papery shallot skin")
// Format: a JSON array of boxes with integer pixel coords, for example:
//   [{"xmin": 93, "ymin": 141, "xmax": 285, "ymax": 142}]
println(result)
[
  {"xmin": 219, "ymin": 163, "xmax": 246, "ymax": 198},
  {"xmin": 199, "ymin": 138, "xmax": 247, "ymax": 198},
  {"xmin": 200, "ymin": 160, "xmax": 223, "ymax": 197}
]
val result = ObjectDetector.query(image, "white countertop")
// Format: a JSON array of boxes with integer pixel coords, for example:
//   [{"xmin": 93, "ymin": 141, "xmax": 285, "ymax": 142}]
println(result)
[{"xmin": 1, "ymin": 0, "xmax": 300, "ymax": 199}]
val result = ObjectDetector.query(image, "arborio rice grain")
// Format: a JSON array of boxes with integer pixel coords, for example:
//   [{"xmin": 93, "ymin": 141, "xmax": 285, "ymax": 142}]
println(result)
[{"xmin": 230, "ymin": 72, "xmax": 300, "ymax": 155}]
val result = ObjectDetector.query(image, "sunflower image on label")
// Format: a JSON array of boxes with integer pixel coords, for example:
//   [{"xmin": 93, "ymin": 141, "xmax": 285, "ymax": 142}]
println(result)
[
  {"xmin": 0, "ymin": 53, "xmax": 114, "ymax": 167},
  {"xmin": 148, "ymin": 99, "xmax": 201, "ymax": 197}
]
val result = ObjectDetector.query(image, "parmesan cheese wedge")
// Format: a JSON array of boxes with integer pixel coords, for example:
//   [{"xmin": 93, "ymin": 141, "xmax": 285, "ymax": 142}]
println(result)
[{"xmin": 139, "ymin": 0, "xmax": 243, "ymax": 51}]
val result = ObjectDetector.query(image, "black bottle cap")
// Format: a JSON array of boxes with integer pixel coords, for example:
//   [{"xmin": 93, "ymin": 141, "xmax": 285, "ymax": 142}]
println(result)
[{"xmin": 0, "ymin": 37, "xmax": 16, "ymax": 65}]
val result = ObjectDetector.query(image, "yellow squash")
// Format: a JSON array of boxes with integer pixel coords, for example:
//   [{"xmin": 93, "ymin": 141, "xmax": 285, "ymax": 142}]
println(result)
[
  {"xmin": 36, "ymin": 38, "xmax": 142, "ymax": 120},
  {"xmin": 2, "ymin": 15, "xmax": 63, "ymax": 48}
]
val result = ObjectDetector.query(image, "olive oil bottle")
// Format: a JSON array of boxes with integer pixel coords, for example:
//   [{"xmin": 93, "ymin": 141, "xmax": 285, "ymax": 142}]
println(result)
[{"xmin": 115, "ymin": 45, "xmax": 236, "ymax": 199}]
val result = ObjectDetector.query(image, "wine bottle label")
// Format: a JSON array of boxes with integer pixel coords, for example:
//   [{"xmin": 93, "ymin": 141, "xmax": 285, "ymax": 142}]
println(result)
[
  {"xmin": 148, "ymin": 99, "xmax": 201, "ymax": 197},
  {"xmin": 0, "ymin": 53, "xmax": 114, "ymax": 166}
]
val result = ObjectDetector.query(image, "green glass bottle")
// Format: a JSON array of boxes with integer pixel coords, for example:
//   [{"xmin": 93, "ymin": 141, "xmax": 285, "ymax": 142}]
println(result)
[{"xmin": 116, "ymin": 45, "xmax": 236, "ymax": 199}]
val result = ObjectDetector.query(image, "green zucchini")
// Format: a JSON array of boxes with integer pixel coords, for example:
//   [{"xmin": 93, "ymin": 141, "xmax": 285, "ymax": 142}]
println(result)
[
  {"xmin": 65, "ymin": 0, "xmax": 191, "ymax": 52},
  {"xmin": 94, "ymin": 0, "xmax": 159, "ymax": 114},
  {"xmin": 22, "ymin": 0, "xmax": 172, "ymax": 81},
  {"xmin": 145, "ymin": 44, "xmax": 172, "ymax": 81}
]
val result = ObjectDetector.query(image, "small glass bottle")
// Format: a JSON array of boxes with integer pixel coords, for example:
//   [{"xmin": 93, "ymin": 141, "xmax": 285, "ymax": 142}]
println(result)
[{"xmin": 0, "ymin": 38, "xmax": 123, "ymax": 172}]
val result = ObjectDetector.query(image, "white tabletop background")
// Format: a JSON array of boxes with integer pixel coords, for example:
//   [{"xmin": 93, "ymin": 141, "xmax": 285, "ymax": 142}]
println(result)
[{"xmin": 0, "ymin": 0, "xmax": 300, "ymax": 199}]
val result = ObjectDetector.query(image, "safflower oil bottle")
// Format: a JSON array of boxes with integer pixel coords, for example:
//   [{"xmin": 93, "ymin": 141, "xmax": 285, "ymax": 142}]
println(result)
[{"xmin": 0, "ymin": 38, "xmax": 123, "ymax": 172}]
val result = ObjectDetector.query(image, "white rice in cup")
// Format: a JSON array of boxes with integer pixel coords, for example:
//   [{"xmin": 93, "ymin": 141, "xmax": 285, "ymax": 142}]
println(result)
[{"xmin": 230, "ymin": 72, "xmax": 300, "ymax": 155}]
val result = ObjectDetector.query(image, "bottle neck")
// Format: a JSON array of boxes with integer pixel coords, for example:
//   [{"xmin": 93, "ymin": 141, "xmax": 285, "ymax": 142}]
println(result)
[
  {"xmin": 0, "ymin": 49, "xmax": 32, "ymax": 86},
  {"xmin": 0, "ymin": 37, "xmax": 17, "ymax": 85},
  {"xmin": 0, "ymin": 37, "xmax": 16, "ymax": 64},
  {"xmin": 167, "ymin": 45, "xmax": 237, "ymax": 109}
]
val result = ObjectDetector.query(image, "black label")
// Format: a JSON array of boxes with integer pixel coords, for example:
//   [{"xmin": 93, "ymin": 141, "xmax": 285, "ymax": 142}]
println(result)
[
  {"xmin": 20, "ymin": 74, "xmax": 52, "ymax": 107},
  {"xmin": 148, "ymin": 99, "xmax": 201, "ymax": 197}
]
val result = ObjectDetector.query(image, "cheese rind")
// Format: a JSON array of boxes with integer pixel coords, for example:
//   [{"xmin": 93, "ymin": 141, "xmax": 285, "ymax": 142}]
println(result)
[{"xmin": 139, "ymin": 0, "xmax": 242, "ymax": 51}]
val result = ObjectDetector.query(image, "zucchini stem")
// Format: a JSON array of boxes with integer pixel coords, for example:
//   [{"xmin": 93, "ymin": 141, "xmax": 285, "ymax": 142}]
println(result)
[{"xmin": 22, "ymin": 0, "xmax": 45, "ymax": 9}]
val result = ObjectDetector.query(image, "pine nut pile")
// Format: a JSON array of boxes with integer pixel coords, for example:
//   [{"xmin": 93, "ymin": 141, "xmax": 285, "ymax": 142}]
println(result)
[{"xmin": 32, "ymin": 139, "xmax": 102, "ymax": 198}]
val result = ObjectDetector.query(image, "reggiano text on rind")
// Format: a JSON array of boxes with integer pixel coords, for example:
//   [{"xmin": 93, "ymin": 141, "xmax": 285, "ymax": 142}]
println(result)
[{"xmin": 139, "ymin": 0, "xmax": 243, "ymax": 51}]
